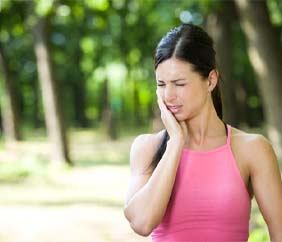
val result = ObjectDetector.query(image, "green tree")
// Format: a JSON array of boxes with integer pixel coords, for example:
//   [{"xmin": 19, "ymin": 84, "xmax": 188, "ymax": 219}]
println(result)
[
  {"xmin": 31, "ymin": 1, "xmax": 71, "ymax": 165},
  {"xmin": 235, "ymin": 0, "xmax": 282, "ymax": 161}
]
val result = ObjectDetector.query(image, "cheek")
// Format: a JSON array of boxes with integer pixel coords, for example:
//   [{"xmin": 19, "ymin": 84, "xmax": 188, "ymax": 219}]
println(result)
[
  {"xmin": 181, "ymin": 86, "xmax": 206, "ymax": 106},
  {"xmin": 178, "ymin": 87, "xmax": 191, "ymax": 100},
  {"xmin": 179, "ymin": 88, "xmax": 188, "ymax": 96}
]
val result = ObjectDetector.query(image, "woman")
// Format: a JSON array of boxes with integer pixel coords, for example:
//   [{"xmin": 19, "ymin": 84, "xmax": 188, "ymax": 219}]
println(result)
[{"xmin": 123, "ymin": 24, "xmax": 282, "ymax": 241}]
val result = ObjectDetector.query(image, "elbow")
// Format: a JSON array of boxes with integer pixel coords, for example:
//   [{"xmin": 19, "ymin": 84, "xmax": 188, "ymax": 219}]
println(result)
[
  {"xmin": 123, "ymin": 206, "xmax": 154, "ymax": 237},
  {"xmin": 130, "ymin": 220, "xmax": 154, "ymax": 237}
]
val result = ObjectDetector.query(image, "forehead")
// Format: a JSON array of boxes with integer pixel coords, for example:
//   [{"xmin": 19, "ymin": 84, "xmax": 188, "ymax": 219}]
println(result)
[{"xmin": 155, "ymin": 58, "xmax": 195, "ymax": 80}]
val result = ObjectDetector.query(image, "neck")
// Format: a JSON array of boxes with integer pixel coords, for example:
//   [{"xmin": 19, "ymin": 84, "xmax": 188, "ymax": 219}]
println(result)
[{"xmin": 184, "ymin": 100, "xmax": 225, "ymax": 147}]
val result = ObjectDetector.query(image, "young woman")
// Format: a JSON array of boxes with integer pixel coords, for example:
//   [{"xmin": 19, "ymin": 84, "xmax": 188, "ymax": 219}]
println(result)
[{"xmin": 123, "ymin": 24, "xmax": 282, "ymax": 242}]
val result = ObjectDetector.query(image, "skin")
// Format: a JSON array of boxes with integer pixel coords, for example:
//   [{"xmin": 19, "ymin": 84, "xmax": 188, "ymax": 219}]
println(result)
[{"xmin": 124, "ymin": 57, "xmax": 282, "ymax": 240}]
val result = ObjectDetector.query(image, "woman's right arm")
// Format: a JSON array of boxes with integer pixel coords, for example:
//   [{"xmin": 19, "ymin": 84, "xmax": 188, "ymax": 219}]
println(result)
[
  {"xmin": 123, "ymin": 132, "xmax": 184, "ymax": 236},
  {"xmin": 124, "ymin": 90, "xmax": 187, "ymax": 236}
]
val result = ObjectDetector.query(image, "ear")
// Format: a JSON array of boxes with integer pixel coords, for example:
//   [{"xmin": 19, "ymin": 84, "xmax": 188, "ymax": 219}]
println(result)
[{"xmin": 207, "ymin": 69, "xmax": 219, "ymax": 92}]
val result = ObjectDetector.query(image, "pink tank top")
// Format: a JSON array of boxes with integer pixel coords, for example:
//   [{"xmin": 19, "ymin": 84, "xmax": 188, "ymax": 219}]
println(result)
[{"xmin": 151, "ymin": 124, "xmax": 251, "ymax": 242}]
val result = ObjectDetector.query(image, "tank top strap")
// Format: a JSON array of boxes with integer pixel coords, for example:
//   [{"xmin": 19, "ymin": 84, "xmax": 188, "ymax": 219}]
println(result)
[{"xmin": 226, "ymin": 123, "xmax": 232, "ymax": 146}]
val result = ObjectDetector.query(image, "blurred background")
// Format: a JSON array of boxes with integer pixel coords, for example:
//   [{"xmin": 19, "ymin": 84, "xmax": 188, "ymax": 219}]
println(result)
[{"xmin": 0, "ymin": 0, "xmax": 281, "ymax": 241}]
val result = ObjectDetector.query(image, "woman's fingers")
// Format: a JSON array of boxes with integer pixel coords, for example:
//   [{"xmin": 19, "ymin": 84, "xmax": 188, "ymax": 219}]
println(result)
[
  {"xmin": 156, "ymin": 89, "xmax": 186, "ymax": 144},
  {"xmin": 156, "ymin": 90, "xmax": 168, "ymax": 112},
  {"xmin": 156, "ymin": 90, "xmax": 180, "ymax": 130},
  {"xmin": 156, "ymin": 90, "xmax": 174, "ymax": 121}
]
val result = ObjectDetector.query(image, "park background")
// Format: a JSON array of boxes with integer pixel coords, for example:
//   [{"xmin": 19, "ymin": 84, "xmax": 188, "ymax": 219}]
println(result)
[{"xmin": 0, "ymin": 0, "xmax": 282, "ymax": 241}]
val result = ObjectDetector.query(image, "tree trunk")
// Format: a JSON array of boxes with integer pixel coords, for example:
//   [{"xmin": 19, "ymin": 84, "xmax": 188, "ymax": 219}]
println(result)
[
  {"xmin": 101, "ymin": 78, "xmax": 117, "ymax": 140},
  {"xmin": 32, "ymin": 17, "xmax": 72, "ymax": 165},
  {"xmin": 133, "ymin": 80, "xmax": 143, "ymax": 126},
  {"xmin": 31, "ymin": 76, "xmax": 42, "ymax": 128},
  {"xmin": 0, "ymin": 45, "xmax": 21, "ymax": 142},
  {"xmin": 206, "ymin": 1, "xmax": 240, "ymax": 127},
  {"xmin": 235, "ymin": 0, "xmax": 282, "ymax": 160}
]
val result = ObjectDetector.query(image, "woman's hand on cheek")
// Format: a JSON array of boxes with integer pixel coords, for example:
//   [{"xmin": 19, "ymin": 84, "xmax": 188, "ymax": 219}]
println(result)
[{"xmin": 156, "ymin": 90, "xmax": 186, "ymax": 144}]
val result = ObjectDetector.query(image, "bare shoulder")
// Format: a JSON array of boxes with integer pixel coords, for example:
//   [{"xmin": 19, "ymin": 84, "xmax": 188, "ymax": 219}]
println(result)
[
  {"xmin": 130, "ymin": 129, "xmax": 165, "ymax": 175},
  {"xmin": 230, "ymin": 126, "xmax": 277, "ymax": 170}
]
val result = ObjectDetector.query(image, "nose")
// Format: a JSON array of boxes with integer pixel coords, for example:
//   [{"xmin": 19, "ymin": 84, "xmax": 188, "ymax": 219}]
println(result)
[{"xmin": 164, "ymin": 85, "xmax": 177, "ymax": 102}]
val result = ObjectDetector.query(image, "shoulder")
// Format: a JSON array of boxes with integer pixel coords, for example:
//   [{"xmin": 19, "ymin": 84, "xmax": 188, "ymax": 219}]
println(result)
[
  {"xmin": 129, "ymin": 129, "xmax": 166, "ymax": 174},
  {"xmin": 231, "ymin": 126, "xmax": 266, "ymax": 146},
  {"xmin": 230, "ymin": 126, "xmax": 277, "ymax": 171},
  {"xmin": 230, "ymin": 126, "xmax": 274, "ymax": 155},
  {"xmin": 130, "ymin": 129, "xmax": 165, "ymax": 154}
]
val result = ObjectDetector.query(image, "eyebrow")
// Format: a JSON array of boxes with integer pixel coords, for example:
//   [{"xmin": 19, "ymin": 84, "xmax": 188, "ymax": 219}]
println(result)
[{"xmin": 157, "ymin": 78, "xmax": 186, "ymax": 83}]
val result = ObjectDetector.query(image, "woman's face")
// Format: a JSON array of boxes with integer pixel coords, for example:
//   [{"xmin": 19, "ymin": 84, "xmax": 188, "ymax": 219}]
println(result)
[{"xmin": 155, "ymin": 57, "xmax": 210, "ymax": 121}]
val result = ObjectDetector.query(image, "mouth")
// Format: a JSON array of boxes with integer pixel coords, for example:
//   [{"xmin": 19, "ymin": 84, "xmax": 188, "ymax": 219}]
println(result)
[{"xmin": 167, "ymin": 105, "xmax": 182, "ymax": 113}]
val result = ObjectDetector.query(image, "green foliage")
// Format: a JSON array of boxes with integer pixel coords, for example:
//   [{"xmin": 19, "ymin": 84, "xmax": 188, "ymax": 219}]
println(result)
[
  {"xmin": 249, "ymin": 219, "xmax": 269, "ymax": 242},
  {"xmin": 35, "ymin": 0, "xmax": 54, "ymax": 16},
  {"xmin": 84, "ymin": 0, "xmax": 109, "ymax": 11},
  {"xmin": 249, "ymin": 228, "xmax": 268, "ymax": 242},
  {"xmin": 267, "ymin": 0, "xmax": 282, "ymax": 25},
  {"xmin": 0, "ymin": 0, "xmax": 281, "ymax": 135}
]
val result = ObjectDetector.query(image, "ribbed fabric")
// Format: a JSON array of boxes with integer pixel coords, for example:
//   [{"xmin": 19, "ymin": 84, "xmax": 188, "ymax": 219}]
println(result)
[{"xmin": 151, "ymin": 124, "xmax": 251, "ymax": 242}]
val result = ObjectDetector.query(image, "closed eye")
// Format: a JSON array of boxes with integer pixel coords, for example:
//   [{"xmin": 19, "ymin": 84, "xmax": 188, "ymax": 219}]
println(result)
[{"xmin": 157, "ymin": 81, "xmax": 187, "ymax": 87}]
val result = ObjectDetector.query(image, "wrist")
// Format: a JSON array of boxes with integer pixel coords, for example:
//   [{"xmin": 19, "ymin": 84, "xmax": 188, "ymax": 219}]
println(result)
[{"xmin": 167, "ymin": 137, "xmax": 185, "ymax": 149}]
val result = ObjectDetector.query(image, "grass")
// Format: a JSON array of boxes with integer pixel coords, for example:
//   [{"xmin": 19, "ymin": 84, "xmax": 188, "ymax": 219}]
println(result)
[
  {"xmin": 0, "ymin": 128, "xmax": 271, "ymax": 242},
  {"xmin": 0, "ymin": 129, "xmax": 150, "ymax": 242}
]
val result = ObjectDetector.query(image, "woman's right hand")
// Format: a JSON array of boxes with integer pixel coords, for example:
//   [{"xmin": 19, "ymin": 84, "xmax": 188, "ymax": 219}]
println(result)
[{"xmin": 156, "ymin": 90, "xmax": 187, "ymax": 145}]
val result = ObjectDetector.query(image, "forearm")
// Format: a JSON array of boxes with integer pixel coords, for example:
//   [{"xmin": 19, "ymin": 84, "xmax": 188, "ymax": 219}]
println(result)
[
  {"xmin": 270, "ymin": 238, "xmax": 282, "ymax": 242},
  {"xmin": 270, "ymin": 229, "xmax": 282, "ymax": 242},
  {"xmin": 124, "ymin": 139, "xmax": 183, "ymax": 235}
]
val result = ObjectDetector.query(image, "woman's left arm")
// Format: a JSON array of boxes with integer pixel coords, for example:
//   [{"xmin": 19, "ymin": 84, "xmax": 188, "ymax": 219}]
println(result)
[{"xmin": 248, "ymin": 135, "xmax": 282, "ymax": 242}]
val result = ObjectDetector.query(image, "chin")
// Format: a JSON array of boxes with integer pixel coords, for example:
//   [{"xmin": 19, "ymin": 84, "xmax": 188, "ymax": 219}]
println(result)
[{"xmin": 174, "ymin": 114, "xmax": 187, "ymax": 121}]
